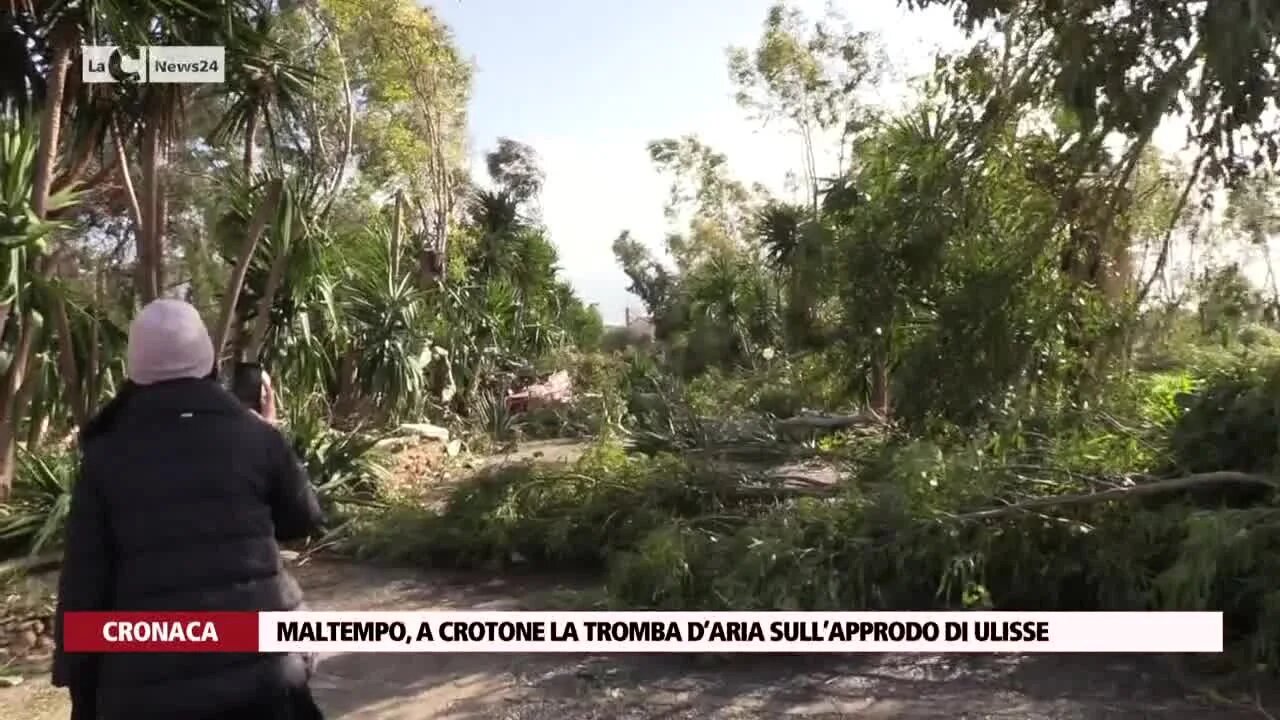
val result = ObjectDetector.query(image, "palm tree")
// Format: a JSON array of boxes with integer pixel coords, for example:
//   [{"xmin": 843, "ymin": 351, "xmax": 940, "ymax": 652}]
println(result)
[
  {"xmin": 754, "ymin": 202, "xmax": 805, "ymax": 271},
  {"xmin": 0, "ymin": 0, "xmax": 307, "ymax": 497},
  {"xmin": 0, "ymin": 111, "xmax": 81, "ymax": 500},
  {"xmin": 465, "ymin": 188, "xmax": 526, "ymax": 285},
  {"xmin": 208, "ymin": 9, "xmax": 322, "ymax": 179}
]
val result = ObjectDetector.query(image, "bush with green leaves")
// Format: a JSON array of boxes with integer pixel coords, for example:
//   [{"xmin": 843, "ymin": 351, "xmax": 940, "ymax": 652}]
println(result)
[
  {"xmin": 284, "ymin": 393, "xmax": 391, "ymax": 511},
  {"xmin": 0, "ymin": 448, "xmax": 76, "ymax": 557},
  {"xmin": 1166, "ymin": 361, "xmax": 1280, "ymax": 475},
  {"xmin": 605, "ymin": 435, "xmax": 1279, "ymax": 669}
]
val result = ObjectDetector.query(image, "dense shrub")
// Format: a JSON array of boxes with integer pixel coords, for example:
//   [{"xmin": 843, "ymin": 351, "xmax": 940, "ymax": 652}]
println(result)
[{"xmin": 1167, "ymin": 361, "xmax": 1280, "ymax": 475}]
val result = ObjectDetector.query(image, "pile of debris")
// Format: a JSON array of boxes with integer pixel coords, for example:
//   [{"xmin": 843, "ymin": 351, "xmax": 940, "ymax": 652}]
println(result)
[{"xmin": 506, "ymin": 370, "xmax": 573, "ymax": 414}]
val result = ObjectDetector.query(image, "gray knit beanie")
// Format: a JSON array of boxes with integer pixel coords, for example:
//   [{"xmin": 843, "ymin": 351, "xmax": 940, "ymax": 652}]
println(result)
[{"xmin": 126, "ymin": 299, "xmax": 216, "ymax": 386}]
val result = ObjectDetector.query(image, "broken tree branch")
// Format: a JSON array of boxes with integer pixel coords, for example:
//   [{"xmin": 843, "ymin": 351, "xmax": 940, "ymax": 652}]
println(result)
[{"xmin": 950, "ymin": 472, "xmax": 1277, "ymax": 522}]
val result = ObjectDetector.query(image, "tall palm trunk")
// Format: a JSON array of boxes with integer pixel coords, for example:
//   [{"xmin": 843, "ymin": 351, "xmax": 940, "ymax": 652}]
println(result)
[
  {"xmin": 87, "ymin": 270, "xmax": 103, "ymax": 412},
  {"xmin": 0, "ymin": 31, "xmax": 74, "ymax": 500},
  {"xmin": 333, "ymin": 348, "xmax": 361, "ymax": 423},
  {"xmin": 155, "ymin": 142, "xmax": 168, "ymax": 293},
  {"xmin": 244, "ymin": 231, "xmax": 294, "ymax": 360},
  {"xmin": 113, "ymin": 123, "xmax": 146, "ymax": 306},
  {"xmin": 243, "ymin": 106, "xmax": 258, "ymax": 178},
  {"xmin": 139, "ymin": 116, "xmax": 162, "ymax": 302},
  {"xmin": 0, "ymin": 319, "xmax": 41, "ymax": 501},
  {"xmin": 869, "ymin": 344, "xmax": 890, "ymax": 418},
  {"xmin": 390, "ymin": 191, "xmax": 403, "ymax": 277},
  {"xmin": 214, "ymin": 179, "xmax": 283, "ymax": 367},
  {"xmin": 15, "ymin": 347, "xmax": 46, "ymax": 448},
  {"xmin": 51, "ymin": 254, "xmax": 85, "ymax": 425}
]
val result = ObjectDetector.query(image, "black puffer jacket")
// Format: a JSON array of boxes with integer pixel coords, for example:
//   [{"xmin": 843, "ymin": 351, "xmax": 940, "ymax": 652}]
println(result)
[{"xmin": 52, "ymin": 377, "xmax": 325, "ymax": 720}]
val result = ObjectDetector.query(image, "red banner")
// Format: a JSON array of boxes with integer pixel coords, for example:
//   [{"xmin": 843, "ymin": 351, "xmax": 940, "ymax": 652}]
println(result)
[{"xmin": 61, "ymin": 611, "xmax": 259, "ymax": 652}]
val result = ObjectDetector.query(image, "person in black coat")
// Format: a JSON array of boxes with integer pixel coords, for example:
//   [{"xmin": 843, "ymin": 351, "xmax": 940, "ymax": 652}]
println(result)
[{"xmin": 51, "ymin": 298, "xmax": 327, "ymax": 720}]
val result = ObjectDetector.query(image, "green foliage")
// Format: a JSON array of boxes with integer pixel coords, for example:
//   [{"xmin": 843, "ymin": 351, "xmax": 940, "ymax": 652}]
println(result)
[
  {"xmin": 1167, "ymin": 361, "xmax": 1280, "ymax": 475},
  {"xmin": 338, "ymin": 356, "xmax": 1280, "ymax": 671},
  {"xmin": 0, "ymin": 448, "xmax": 75, "ymax": 557},
  {"xmin": 684, "ymin": 351, "xmax": 846, "ymax": 419},
  {"xmin": 905, "ymin": 0, "xmax": 1280, "ymax": 186},
  {"xmin": 284, "ymin": 394, "xmax": 390, "ymax": 510},
  {"xmin": 1194, "ymin": 264, "xmax": 1268, "ymax": 347},
  {"xmin": 515, "ymin": 350, "xmax": 629, "ymax": 440},
  {"xmin": 340, "ymin": 442, "xmax": 775, "ymax": 570}
]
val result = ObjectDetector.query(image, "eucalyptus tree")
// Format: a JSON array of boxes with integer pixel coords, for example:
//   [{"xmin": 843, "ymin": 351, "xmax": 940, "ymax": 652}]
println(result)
[
  {"xmin": 904, "ymin": 0, "xmax": 1280, "ymax": 298},
  {"xmin": 728, "ymin": 2, "xmax": 887, "ymax": 214}
]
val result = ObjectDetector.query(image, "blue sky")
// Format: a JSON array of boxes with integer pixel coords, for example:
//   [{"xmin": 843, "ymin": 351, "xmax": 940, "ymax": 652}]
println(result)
[
  {"xmin": 414, "ymin": 2, "xmax": 1271, "ymax": 323},
  {"xmin": 430, "ymin": 0, "xmax": 970, "ymax": 325}
]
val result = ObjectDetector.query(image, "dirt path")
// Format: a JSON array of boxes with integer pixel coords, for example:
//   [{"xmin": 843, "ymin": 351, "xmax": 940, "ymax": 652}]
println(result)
[{"xmin": 3, "ymin": 559, "xmax": 1269, "ymax": 719}]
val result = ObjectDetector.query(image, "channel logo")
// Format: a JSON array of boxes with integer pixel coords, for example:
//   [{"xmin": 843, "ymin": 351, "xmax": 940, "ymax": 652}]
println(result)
[
  {"xmin": 83, "ymin": 46, "xmax": 224, "ymax": 84},
  {"xmin": 83, "ymin": 46, "xmax": 145, "ymax": 83}
]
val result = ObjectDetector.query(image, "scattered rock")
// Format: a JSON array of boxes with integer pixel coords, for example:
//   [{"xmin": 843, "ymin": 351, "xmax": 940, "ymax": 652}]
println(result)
[
  {"xmin": 9, "ymin": 629, "xmax": 37, "ymax": 654},
  {"xmin": 445, "ymin": 439, "xmax": 462, "ymax": 457},
  {"xmin": 0, "ymin": 675, "xmax": 23, "ymax": 688}
]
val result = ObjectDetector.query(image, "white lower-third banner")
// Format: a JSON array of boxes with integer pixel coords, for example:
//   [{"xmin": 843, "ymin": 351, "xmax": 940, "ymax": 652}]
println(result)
[{"xmin": 257, "ymin": 611, "xmax": 1223, "ymax": 653}]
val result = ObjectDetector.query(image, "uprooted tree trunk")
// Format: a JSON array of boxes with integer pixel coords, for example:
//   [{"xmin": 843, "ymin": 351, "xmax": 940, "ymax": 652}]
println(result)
[{"xmin": 949, "ymin": 471, "xmax": 1277, "ymax": 522}]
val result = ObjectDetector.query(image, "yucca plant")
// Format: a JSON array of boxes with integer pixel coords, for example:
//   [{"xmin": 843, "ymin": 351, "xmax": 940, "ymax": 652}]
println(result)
[
  {"xmin": 0, "ymin": 447, "xmax": 76, "ymax": 557},
  {"xmin": 469, "ymin": 383, "xmax": 521, "ymax": 445},
  {"xmin": 0, "ymin": 111, "xmax": 83, "ymax": 333},
  {"xmin": 284, "ymin": 394, "xmax": 389, "ymax": 511}
]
